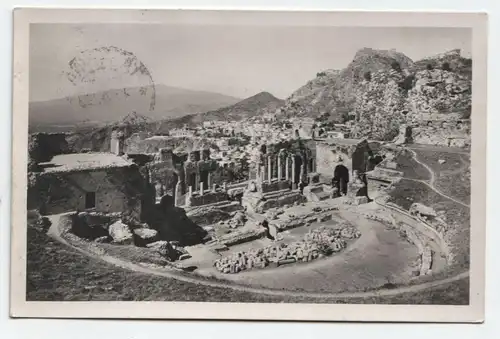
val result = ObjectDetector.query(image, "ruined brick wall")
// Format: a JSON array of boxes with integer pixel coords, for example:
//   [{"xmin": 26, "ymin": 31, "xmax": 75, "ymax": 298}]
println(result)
[
  {"xmin": 28, "ymin": 166, "xmax": 145, "ymax": 219},
  {"xmin": 261, "ymin": 180, "xmax": 291, "ymax": 193},
  {"xmin": 187, "ymin": 191, "xmax": 229, "ymax": 207},
  {"xmin": 411, "ymin": 125, "xmax": 471, "ymax": 148},
  {"xmin": 315, "ymin": 142, "xmax": 353, "ymax": 180},
  {"xmin": 147, "ymin": 162, "xmax": 181, "ymax": 194}
]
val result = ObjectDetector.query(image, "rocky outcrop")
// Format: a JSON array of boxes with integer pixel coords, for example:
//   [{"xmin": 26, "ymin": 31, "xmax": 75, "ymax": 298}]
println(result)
[{"xmin": 280, "ymin": 48, "xmax": 471, "ymax": 142}]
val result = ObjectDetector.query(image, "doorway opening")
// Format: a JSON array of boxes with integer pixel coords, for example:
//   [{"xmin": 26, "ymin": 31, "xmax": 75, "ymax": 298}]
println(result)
[{"xmin": 85, "ymin": 192, "xmax": 96, "ymax": 209}]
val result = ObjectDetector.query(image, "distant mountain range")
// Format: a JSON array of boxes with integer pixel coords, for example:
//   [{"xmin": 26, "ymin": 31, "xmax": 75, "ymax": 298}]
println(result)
[
  {"xmin": 62, "ymin": 91, "xmax": 285, "ymax": 152},
  {"xmin": 29, "ymin": 84, "xmax": 242, "ymax": 129},
  {"xmin": 162, "ymin": 91, "xmax": 284, "ymax": 128}
]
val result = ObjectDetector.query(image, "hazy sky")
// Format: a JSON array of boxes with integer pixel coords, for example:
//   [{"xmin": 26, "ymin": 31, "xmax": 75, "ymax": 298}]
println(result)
[{"xmin": 29, "ymin": 24, "xmax": 471, "ymax": 102}]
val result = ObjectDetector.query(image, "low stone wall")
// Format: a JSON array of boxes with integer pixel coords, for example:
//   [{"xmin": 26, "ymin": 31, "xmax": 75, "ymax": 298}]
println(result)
[
  {"xmin": 187, "ymin": 191, "xmax": 229, "ymax": 207},
  {"xmin": 383, "ymin": 201, "xmax": 450, "ymax": 262},
  {"xmin": 261, "ymin": 180, "xmax": 291, "ymax": 193},
  {"xmin": 362, "ymin": 207, "xmax": 434, "ymax": 276},
  {"xmin": 216, "ymin": 227, "xmax": 267, "ymax": 247},
  {"xmin": 256, "ymin": 192, "xmax": 307, "ymax": 213},
  {"xmin": 370, "ymin": 199, "xmax": 452, "ymax": 274}
]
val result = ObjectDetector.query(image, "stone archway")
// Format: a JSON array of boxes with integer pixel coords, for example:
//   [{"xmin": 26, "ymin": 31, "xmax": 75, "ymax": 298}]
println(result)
[{"xmin": 333, "ymin": 164, "xmax": 349, "ymax": 196}]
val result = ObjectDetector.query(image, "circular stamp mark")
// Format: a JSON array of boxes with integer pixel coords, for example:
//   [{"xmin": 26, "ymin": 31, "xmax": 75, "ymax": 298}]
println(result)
[{"xmin": 63, "ymin": 46, "xmax": 156, "ymax": 116}]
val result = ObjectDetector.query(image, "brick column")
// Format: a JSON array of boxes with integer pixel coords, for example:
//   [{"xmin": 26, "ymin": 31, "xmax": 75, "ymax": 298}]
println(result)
[
  {"xmin": 207, "ymin": 172, "xmax": 211, "ymax": 188},
  {"xmin": 267, "ymin": 156, "xmax": 272, "ymax": 182},
  {"xmin": 285, "ymin": 156, "xmax": 290, "ymax": 180},
  {"xmin": 195, "ymin": 172, "xmax": 199, "ymax": 191},
  {"xmin": 277, "ymin": 154, "xmax": 282, "ymax": 180}
]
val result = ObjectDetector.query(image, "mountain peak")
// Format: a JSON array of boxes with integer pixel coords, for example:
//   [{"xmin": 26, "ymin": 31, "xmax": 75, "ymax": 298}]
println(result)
[{"xmin": 240, "ymin": 91, "xmax": 282, "ymax": 104}]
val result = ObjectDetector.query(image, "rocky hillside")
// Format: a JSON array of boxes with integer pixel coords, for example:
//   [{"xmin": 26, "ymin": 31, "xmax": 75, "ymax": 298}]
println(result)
[{"xmin": 281, "ymin": 48, "xmax": 472, "ymax": 141}]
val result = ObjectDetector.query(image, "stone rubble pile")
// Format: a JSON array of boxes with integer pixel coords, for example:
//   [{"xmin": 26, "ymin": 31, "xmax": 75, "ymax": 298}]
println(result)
[
  {"xmin": 217, "ymin": 211, "xmax": 248, "ymax": 229},
  {"xmin": 213, "ymin": 224, "xmax": 361, "ymax": 274},
  {"xmin": 146, "ymin": 240, "xmax": 191, "ymax": 261}
]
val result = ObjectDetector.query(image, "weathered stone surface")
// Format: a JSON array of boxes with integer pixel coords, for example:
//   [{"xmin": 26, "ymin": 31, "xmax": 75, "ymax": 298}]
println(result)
[
  {"xmin": 353, "ymin": 196, "xmax": 369, "ymax": 205},
  {"xmin": 108, "ymin": 220, "xmax": 134, "ymax": 245},
  {"xmin": 133, "ymin": 228, "xmax": 159, "ymax": 246}
]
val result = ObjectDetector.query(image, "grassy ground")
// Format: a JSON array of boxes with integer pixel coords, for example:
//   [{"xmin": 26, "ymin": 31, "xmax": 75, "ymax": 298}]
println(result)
[
  {"xmin": 395, "ymin": 149, "xmax": 432, "ymax": 181},
  {"xmin": 26, "ymin": 227, "xmax": 468, "ymax": 304},
  {"xmin": 413, "ymin": 149, "xmax": 471, "ymax": 205}
]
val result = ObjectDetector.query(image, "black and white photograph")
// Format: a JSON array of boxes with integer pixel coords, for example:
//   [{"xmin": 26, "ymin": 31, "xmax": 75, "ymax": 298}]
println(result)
[{"xmin": 10, "ymin": 9, "xmax": 487, "ymax": 322}]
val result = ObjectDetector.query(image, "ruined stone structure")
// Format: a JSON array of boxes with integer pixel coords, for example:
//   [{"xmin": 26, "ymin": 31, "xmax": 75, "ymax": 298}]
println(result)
[
  {"xmin": 315, "ymin": 138, "xmax": 374, "ymax": 182},
  {"xmin": 28, "ymin": 153, "xmax": 145, "ymax": 219},
  {"xmin": 393, "ymin": 113, "xmax": 471, "ymax": 148},
  {"xmin": 144, "ymin": 147, "xmax": 222, "ymax": 208},
  {"xmin": 249, "ymin": 139, "xmax": 317, "ymax": 188},
  {"xmin": 242, "ymin": 140, "xmax": 317, "ymax": 213}
]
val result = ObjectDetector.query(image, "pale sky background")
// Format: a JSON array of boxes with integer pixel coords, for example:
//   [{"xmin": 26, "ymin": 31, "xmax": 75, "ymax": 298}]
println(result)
[{"xmin": 29, "ymin": 24, "xmax": 471, "ymax": 102}]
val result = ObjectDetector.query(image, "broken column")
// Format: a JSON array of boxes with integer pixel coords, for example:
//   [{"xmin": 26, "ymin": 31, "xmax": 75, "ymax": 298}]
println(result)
[
  {"xmin": 212, "ymin": 184, "xmax": 217, "ymax": 192},
  {"xmin": 199, "ymin": 181, "xmax": 204, "ymax": 196},
  {"xmin": 185, "ymin": 186, "xmax": 193, "ymax": 207},
  {"xmin": 174, "ymin": 181, "xmax": 183, "ymax": 207},
  {"xmin": 222, "ymin": 182, "xmax": 227, "ymax": 191},
  {"xmin": 291, "ymin": 156, "xmax": 296, "ymax": 189}
]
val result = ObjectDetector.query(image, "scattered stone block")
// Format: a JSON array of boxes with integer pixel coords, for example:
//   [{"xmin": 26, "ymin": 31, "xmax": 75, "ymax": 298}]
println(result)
[
  {"xmin": 179, "ymin": 253, "xmax": 192, "ymax": 261},
  {"xmin": 353, "ymin": 196, "xmax": 369, "ymax": 205},
  {"xmin": 409, "ymin": 203, "xmax": 437, "ymax": 218},
  {"xmin": 94, "ymin": 236, "xmax": 110, "ymax": 243},
  {"xmin": 438, "ymin": 159, "xmax": 446, "ymax": 164},
  {"xmin": 108, "ymin": 220, "xmax": 134, "ymax": 245}
]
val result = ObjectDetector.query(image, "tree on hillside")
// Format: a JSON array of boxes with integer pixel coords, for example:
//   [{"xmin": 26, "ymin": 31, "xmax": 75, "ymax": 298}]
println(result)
[
  {"xmin": 316, "ymin": 112, "xmax": 331, "ymax": 122},
  {"xmin": 442, "ymin": 62, "xmax": 451, "ymax": 71}
]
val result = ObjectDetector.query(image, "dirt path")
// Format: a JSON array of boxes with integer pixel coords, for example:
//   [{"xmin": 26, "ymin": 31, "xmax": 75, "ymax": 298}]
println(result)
[
  {"xmin": 46, "ymin": 214, "xmax": 469, "ymax": 300},
  {"xmin": 405, "ymin": 148, "xmax": 470, "ymax": 208}
]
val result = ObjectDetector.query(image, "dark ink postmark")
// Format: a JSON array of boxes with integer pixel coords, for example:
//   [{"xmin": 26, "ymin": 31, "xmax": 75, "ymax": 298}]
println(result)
[{"xmin": 64, "ymin": 46, "xmax": 156, "ymax": 113}]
